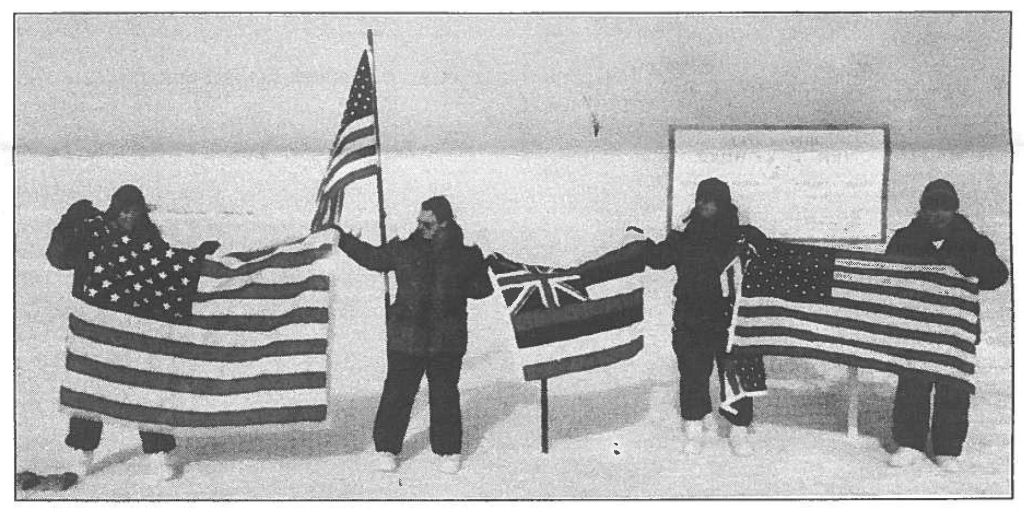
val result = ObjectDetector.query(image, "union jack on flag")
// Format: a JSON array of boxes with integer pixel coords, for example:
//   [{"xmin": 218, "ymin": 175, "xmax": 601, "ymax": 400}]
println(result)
[
  {"xmin": 491, "ymin": 258, "xmax": 589, "ymax": 316},
  {"xmin": 487, "ymin": 242, "xmax": 649, "ymax": 382}
]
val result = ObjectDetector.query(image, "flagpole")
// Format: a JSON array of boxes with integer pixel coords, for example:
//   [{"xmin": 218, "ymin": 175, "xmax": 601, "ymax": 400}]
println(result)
[
  {"xmin": 846, "ymin": 366, "xmax": 861, "ymax": 438},
  {"xmin": 540, "ymin": 378, "xmax": 550, "ymax": 454},
  {"xmin": 366, "ymin": 29, "xmax": 392, "ymax": 312}
]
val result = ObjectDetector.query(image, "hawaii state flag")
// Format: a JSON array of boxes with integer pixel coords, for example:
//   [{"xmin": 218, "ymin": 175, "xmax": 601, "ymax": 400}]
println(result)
[{"xmin": 488, "ymin": 240, "xmax": 650, "ymax": 382}]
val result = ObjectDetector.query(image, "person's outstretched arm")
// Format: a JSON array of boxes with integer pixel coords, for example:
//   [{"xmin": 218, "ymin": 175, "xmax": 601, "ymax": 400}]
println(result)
[
  {"xmin": 333, "ymin": 227, "xmax": 396, "ymax": 272},
  {"xmin": 464, "ymin": 246, "xmax": 495, "ymax": 300},
  {"xmin": 645, "ymin": 232, "xmax": 679, "ymax": 271}
]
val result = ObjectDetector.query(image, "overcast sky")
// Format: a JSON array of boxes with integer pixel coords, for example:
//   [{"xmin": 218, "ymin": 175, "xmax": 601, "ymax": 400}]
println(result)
[{"xmin": 14, "ymin": 13, "xmax": 1010, "ymax": 155}]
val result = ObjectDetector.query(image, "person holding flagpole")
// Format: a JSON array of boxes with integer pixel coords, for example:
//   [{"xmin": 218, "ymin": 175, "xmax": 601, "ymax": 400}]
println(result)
[
  {"xmin": 331, "ymin": 196, "xmax": 493, "ymax": 474},
  {"xmin": 312, "ymin": 31, "xmax": 493, "ymax": 475}
]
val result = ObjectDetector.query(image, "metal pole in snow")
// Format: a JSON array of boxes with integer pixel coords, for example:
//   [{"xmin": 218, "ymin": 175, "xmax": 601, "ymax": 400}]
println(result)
[
  {"xmin": 541, "ymin": 378, "xmax": 550, "ymax": 453},
  {"xmin": 366, "ymin": 29, "xmax": 392, "ymax": 314}
]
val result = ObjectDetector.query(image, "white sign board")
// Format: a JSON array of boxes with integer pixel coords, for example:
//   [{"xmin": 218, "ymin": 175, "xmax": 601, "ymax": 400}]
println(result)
[{"xmin": 669, "ymin": 126, "xmax": 888, "ymax": 242}]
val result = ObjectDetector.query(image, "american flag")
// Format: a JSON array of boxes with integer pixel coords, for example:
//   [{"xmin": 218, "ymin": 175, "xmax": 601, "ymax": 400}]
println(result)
[
  {"xmin": 717, "ymin": 256, "xmax": 768, "ymax": 414},
  {"xmin": 61, "ymin": 222, "xmax": 336, "ymax": 435},
  {"xmin": 728, "ymin": 239, "xmax": 980, "ymax": 392},
  {"xmin": 488, "ymin": 241, "xmax": 649, "ymax": 382},
  {"xmin": 310, "ymin": 49, "xmax": 379, "ymax": 232},
  {"xmin": 71, "ymin": 218, "xmax": 202, "ymax": 320}
]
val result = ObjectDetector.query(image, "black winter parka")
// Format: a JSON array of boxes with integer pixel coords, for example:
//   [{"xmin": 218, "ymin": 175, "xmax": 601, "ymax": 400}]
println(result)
[
  {"xmin": 647, "ymin": 222, "xmax": 766, "ymax": 333},
  {"xmin": 336, "ymin": 223, "xmax": 494, "ymax": 356},
  {"xmin": 885, "ymin": 214, "xmax": 1008, "ymax": 291}
]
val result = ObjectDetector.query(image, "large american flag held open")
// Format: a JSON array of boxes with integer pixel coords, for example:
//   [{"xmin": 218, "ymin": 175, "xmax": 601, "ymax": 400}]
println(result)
[
  {"xmin": 488, "ymin": 241, "xmax": 649, "ymax": 382},
  {"xmin": 310, "ymin": 49, "xmax": 379, "ymax": 232},
  {"xmin": 61, "ymin": 229, "xmax": 337, "ymax": 435},
  {"xmin": 728, "ymin": 239, "xmax": 981, "ymax": 392}
]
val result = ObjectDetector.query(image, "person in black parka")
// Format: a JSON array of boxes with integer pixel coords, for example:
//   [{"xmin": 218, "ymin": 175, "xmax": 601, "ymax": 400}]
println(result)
[
  {"xmin": 333, "ymin": 195, "xmax": 493, "ymax": 474},
  {"xmin": 647, "ymin": 178, "xmax": 766, "ymax": 456},
  {"xmin": 885, "ymin": 179, "xmax": 1007, "ymax": 471},
  {"xmin": 47, "ymin": 184, "xmax": 219, "ymax": 481}
]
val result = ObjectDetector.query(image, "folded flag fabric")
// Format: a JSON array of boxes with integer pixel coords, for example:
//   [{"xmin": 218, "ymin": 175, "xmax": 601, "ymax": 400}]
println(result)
[
  {"xmin": 488, "ymin": 240, "xmax": 650, "ymax": 382},
  {"xmin": 61, "ymin": 229, "xmax": 337, "ymax": 435},
  {"xmin": 727, "ymin": 239, "xmax": 980, "ymax": 392},
  {"xmin": 719, "ymin": 256, "xmax": 767, "ymax": 415}
]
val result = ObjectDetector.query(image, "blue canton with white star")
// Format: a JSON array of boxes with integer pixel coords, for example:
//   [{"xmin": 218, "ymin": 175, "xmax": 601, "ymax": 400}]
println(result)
[
  {"xmin": 741, "ymin": 240, "xmax": 835, "ymax": 302},
  {"xmin": 77, "ymin": 216, "xmax": 204, "ymax": 321}
]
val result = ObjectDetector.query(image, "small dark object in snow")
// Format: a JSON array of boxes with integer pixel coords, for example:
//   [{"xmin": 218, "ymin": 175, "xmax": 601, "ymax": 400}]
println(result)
[
  {"xmin": 16, "ymin": 471, "xmax": 41, "ymax": 490},
  {"xmin": 16, "ymin": 471, "xmax": 78, "ymax": 491},
  {"xmin": 583, "ymin": 95, "xmax": 600, "ymax": 137}
]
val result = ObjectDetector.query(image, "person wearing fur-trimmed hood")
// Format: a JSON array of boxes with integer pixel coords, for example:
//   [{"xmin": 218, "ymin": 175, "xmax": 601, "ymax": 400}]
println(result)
[
  {"xmin": 646, "ymin": 178, "xmax": 768, "ymax": 457},
  {"xmin": 47, "ymin": 184, "xmax": 219, "ymax": 483}
]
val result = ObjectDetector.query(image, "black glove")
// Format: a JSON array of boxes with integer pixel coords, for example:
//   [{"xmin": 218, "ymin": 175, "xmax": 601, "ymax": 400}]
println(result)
[{"xmin": 197, "ymin": 240, "xmax": 221, "ymax": 255}]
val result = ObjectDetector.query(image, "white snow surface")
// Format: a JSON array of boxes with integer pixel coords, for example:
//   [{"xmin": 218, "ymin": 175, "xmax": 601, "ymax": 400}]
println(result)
[{"xmin": 14, "ymin": 152, "xmax": 1012, "ymax": 499}]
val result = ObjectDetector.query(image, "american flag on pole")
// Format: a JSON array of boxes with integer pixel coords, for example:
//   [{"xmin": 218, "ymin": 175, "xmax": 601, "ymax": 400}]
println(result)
[
  {"xmin": 310, "ymin": 49, "xmax": 379, "ymax": 232},
  {"xmin": 488, "ymin": 240, "xmax": 649, "ymax": 381},
  {"xmin": 728, "ymin": 239, "xmax": 980, "ymax": 392},
  {"xmin": 61, "ymin": 227, "xmax": 337, "ymax": 435}
]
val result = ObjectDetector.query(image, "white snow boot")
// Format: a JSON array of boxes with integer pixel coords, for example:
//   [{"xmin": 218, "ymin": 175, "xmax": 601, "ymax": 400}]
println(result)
[
  {"xmin": 683, "ymin": 420, "xmax": 703, "ymax": 455},
  {"xmin": 887, "ymin": 447, "xmax": 926, "ymax": 468},
  {"xmin": 145, "ymin": 452, "xmax": 175, "ymax": 482},
  {"xmin": 70, "ymin": 450, "xmax": 94, "ymax": 477},
  {"xmin": 371, "ymin": 451, "xmax": 398, "ymax": 472},
  {"xmin": 729, "ymin": 426, "xmax": 753, "ymax": 457},
  {"xmin": 702, "ymin": 414, "xmax": 717, "ymax": 434},
  {"xmin": 437, "ymin": 453, "xmax": 462, "ymax": 475},
  {"xmin": 935, "ymin": 455, "xmax": 961, "ymax": 473}
]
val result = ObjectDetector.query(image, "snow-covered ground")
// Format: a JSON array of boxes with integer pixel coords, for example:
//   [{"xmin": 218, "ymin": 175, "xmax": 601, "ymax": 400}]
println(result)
[{"xmin": 14, "ymin": 152, "xmax": 1012, "ymax": 499}]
